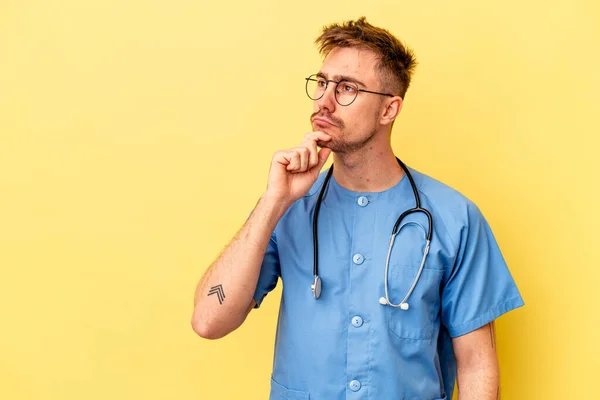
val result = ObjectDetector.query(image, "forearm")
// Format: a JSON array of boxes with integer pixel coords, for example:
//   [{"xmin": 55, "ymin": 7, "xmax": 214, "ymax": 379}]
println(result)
[
  {"xmin": 191, "ymin": 193, "xmax": 290, "ymax": 339},
  {"xmin": 456, "ymin": 359, "xmax": 499, "ymax": 400}
]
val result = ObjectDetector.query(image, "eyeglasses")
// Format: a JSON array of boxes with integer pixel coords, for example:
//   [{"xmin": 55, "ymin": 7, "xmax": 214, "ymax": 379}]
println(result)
[{"xmin": 305, "ymin": 73, "xmax": 395, "ymax": 106}]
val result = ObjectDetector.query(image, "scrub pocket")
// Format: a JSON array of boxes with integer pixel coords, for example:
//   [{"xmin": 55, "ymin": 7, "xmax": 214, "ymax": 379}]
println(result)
[
  {"xmin": 386, "ymin": 265, "xmax": 443, "ymax": 340},
  {"xmin": 270, "ymin": 376, "xmax": 310, "ymax": 400}
]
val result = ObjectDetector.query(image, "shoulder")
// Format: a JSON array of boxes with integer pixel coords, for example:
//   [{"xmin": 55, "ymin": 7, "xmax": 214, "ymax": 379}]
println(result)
[
  {"xmin": 407, "ymin": 167, "xmax": 487, "ymax": 240},
  {"xmin": 409, "ymin": 168, "xmax": 475, "ymax": 210}
]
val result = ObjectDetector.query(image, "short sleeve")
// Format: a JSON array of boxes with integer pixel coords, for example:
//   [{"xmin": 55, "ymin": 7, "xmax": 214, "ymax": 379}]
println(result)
[
  {"xmin": 253, "ymin": 231, "xmax": 281, "ymax": 309},
  {"xmin": 441, "ymin": 202, "xmax": 524, "ymax": 337}
]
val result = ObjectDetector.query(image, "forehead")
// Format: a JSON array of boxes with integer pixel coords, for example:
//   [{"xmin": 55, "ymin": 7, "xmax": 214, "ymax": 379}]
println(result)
[{"xmin": 319, "ymin": 47, "xmax": 380, "ymax": 85}]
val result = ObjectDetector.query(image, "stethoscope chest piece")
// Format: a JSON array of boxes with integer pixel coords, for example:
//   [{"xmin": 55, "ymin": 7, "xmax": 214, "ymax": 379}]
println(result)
[{"xmin": 312, "ymin": 275, "xmax": 322, "ymax": 299}]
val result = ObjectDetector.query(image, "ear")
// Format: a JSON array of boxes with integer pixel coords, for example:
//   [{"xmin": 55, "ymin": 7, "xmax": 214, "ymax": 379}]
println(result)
[{"xmin": 379, "ymin": 96, "xmax": 403, "ymax": 126}]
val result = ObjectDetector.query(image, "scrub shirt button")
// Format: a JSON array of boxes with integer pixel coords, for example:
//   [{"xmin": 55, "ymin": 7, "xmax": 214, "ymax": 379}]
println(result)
[
  {"xmin": 349, "ymin": 380, "xmax": 361, "ymax": 391},
  {"xmin": 357, "ymin": 196, "xmax": 369, "ymax": 207},
  {"xmin": 352, "ymin": 254, "xmax": 364, "ymax": 265},
  {"xmin": 351, "ymin": 316, "xmax": 363, "ymax": 327}
]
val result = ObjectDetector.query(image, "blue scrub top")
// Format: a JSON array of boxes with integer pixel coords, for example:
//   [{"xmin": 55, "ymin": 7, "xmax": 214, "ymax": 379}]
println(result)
[{"xmin": 253, "ymin": 166, "xmax": 524, "ymax": 400}]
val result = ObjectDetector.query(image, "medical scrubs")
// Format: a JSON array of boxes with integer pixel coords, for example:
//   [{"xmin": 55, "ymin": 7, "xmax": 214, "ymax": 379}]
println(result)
[{"xmin": 253, "ymin": 166, "xmax": 524, "ymax": 400}]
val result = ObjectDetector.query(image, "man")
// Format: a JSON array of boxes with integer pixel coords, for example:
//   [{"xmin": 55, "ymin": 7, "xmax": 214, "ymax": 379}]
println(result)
[{"xmin": 192, "ymin": 17, "xmax": 524, "ymax": 400}]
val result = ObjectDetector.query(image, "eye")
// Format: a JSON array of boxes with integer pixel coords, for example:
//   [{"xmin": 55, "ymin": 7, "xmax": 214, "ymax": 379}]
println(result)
[
  {"xmin": 316, "ymin": 78, "xmax": 327, "ymax": 88},
  {"xmin": 340, "ymin": 81, "xmax": 357, "ymax": 94}
]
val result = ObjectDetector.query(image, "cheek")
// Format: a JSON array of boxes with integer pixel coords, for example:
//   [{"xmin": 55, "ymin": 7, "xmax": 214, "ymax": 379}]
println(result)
[{"xmin": 346, "ymin": 108, "xmax": 376, "ymax": 131}]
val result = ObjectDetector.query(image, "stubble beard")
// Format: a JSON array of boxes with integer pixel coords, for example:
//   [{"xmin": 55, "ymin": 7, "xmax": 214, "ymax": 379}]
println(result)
[{"xmin": 318, "ymin": 126, "xmax": 378, "ymax": 155}]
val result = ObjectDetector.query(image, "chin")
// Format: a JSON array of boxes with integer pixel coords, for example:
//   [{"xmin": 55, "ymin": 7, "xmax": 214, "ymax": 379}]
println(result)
[{"xmin": 320, "ymin": 139, "xmax": 345, "ymax": 153}]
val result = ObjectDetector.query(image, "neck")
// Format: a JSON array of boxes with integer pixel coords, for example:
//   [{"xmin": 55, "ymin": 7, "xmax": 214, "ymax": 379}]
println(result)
[{"xmin": 331, "ymin": 139, "xmax": 404, "ymax": 193}]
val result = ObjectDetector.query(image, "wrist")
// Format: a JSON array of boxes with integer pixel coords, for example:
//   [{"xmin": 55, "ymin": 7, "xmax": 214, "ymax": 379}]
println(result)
[{"xmin": 259, "ymin": 191, "xmax": 293, "ymax": 217}]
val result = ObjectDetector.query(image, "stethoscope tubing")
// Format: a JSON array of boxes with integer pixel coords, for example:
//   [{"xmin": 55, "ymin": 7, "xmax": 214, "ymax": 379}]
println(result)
[{"xmin": 312, "ymin": 158, "xmax": 433, "ymax": 309}]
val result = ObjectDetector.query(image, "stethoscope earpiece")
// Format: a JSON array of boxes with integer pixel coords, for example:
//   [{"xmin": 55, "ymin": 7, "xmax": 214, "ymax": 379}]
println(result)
[{"xmin": 379, "ymin": 296, "xmax": 410, "ymax": 310}]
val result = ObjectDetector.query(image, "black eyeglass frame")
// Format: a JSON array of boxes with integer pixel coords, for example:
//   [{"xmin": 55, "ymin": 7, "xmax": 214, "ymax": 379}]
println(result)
[{"xmin": 305, "ymin": 73, "xmax": 396, "ymax": 106}]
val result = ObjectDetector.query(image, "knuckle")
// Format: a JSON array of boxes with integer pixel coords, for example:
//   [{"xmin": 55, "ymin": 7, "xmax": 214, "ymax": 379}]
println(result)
[{"xmin": 294, "ymin": 147, "xmax": 307, "ymax": 156}]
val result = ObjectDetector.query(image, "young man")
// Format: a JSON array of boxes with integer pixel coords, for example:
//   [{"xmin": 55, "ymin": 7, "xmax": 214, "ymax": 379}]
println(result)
[{"xmin": 192, "ymin": 17, "xmax": 524, "ymax": 400}]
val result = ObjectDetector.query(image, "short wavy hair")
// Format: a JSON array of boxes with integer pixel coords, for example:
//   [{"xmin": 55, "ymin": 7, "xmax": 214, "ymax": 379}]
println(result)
[{"xmin": 315, "ymin": 17, "xmax": 417, "ymax": 98}]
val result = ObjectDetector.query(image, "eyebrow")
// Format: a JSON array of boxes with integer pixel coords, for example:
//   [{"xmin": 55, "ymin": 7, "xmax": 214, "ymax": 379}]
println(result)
[{"xmin": 316, "ymin": 72, "xmax": 367, "ymax": 88}]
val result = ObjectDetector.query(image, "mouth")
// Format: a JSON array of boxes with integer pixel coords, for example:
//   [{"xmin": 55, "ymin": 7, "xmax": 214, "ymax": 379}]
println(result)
[{"xmin": 312, "ymin": 117, "xmax": 337, "ymax": 127}]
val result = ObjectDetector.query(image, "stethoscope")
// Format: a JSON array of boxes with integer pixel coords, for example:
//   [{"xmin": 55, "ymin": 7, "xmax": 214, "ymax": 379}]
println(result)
[{"xmin": 311, "ymin": 157, "xmax": 433, "ymax": 311}]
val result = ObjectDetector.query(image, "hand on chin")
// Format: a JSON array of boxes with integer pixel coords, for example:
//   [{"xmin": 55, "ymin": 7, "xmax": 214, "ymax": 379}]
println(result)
[{"xmin": 316, "ymin": 140, "xmax": 331, "ymax": 149}]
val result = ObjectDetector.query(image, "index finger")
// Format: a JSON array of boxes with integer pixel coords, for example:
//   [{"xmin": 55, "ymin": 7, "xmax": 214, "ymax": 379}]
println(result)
[{"xmin": 303, "ymin": 131, "xmax": 331, "ymax": 144}]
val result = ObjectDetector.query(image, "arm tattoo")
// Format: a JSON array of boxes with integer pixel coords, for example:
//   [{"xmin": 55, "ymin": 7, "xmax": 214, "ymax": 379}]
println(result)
[{"xmin": 208, "ymin": 284, "xmax": 225, "ymax": 305}]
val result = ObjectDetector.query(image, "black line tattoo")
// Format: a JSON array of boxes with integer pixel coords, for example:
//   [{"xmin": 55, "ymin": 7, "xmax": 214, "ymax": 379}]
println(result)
[{"xmin": 208, "ymin": 284, "xmax": 225, "ymax": 305}]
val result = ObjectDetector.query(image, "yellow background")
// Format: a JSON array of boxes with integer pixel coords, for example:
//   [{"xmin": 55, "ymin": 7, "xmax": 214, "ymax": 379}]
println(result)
[{"xmin": 1, "ymin": 1, "xmax": 598, "ymax": 399}]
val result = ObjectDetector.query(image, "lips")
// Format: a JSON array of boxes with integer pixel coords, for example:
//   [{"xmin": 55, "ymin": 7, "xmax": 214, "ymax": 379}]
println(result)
[{"xmin": 312, "ymin": 117, "xmax": 337, "ymax": 127}]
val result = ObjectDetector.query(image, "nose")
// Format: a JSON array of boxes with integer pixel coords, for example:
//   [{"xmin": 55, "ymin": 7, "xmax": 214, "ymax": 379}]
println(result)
[{"xmin": 314, "ymin": 83, "xmax": 337, "ymax": 114}]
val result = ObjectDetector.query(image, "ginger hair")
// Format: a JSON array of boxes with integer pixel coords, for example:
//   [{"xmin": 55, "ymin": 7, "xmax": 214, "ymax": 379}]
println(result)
[{"xmin": 315, "ymin": 17, "xmax": 417, "ymax": 98}]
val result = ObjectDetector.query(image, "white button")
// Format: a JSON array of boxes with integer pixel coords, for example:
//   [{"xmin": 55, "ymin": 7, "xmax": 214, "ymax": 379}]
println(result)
[
  {"xmin": 349, "ymin": 380, "xmax": 361, "ymax": 391},
  {"xmin": 357, "ymin": 196, "xmax": 369, "ymax": 207},
  {"xmin": 351, "ymin": 316, "xmax": 363, "ymax": 327},
  {"xmin": 352, "ymin": 254, "xmax": 364, "ymax": 265}
]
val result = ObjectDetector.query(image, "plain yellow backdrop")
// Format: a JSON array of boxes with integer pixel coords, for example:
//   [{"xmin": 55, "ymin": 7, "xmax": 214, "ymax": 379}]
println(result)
[{"xmin": 1, "ymin": 1, "xmax": 599, "ymax": 399}]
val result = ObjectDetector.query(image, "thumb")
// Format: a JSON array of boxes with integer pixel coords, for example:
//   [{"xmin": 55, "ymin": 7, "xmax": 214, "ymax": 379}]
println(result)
[{"xmin": 315, "ymin": 147, "xmax": 332, "ymax": 170}]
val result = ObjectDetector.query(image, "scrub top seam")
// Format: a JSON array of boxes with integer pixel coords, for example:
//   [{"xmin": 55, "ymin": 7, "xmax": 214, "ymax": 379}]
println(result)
[
  {"xmin": 345, "ymin": 202, "xmax": 357, "ymax": 394},
  {"xmin": 365, "ymin": 202, "xmax": 377, "ymax": 396},
  {"xmin": 329, "ymin": 166, "xmax": 408, "ymax": 199}
]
